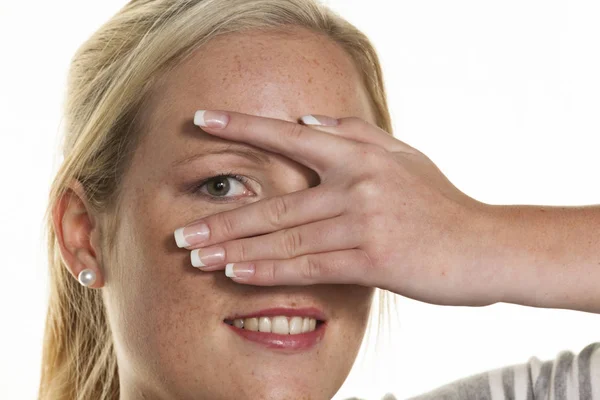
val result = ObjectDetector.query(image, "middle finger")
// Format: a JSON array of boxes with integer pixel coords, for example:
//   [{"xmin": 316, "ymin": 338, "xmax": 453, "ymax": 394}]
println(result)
[{"xmin": 189, "ymin": 214, "xmax": 360, "ymax": 270}]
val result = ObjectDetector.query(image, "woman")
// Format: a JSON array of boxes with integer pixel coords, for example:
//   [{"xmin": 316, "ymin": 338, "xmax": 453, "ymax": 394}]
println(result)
[{"xmin": 40, "ymin": 0, "xmax": 599, "ymax": 399}]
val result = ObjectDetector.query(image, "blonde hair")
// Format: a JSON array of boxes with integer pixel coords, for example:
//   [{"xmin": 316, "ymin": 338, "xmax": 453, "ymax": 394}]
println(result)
[{"xmin": 40, "ymin": 0, "xmax": 398, "ymax": 398}]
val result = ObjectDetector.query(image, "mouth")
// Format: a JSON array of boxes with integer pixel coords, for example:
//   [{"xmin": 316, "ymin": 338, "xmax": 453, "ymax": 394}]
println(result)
[{"xmin": 223, "ymin": 307, "xmax": 327, "ymax": 351}]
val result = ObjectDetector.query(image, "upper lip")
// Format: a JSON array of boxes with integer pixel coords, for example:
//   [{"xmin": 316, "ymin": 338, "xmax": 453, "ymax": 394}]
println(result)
[{"xmin": 223, "ymin": 306, "xmax": 327, "ymax": 321}]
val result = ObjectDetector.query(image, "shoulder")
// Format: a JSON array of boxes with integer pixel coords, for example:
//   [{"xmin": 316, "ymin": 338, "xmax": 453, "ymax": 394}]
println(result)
[
  {"xmin": 406, "ymin": 342, "xmax": 600, "ymax": 400},
  {"xmin": 344, "ymin": 393, "xmax": 397, "ymax": 400}
]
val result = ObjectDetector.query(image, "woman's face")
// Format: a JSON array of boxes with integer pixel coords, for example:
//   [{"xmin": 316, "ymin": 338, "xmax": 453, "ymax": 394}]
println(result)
[{"xmin": 105, "ymin": 27, "xmax": 377, "ymax": 400}]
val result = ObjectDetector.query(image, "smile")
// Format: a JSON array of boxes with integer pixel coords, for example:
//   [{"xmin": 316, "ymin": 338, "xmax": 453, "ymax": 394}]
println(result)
[{"xmin": 223, "ymin": 307, "xmax": 327, "ymax": 351}]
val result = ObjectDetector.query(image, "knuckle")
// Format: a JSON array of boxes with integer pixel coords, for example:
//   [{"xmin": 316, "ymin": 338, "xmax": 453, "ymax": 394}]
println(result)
[
  {"xmin": 281, "ymin": 229, "xmax": 302, "ymax": 258},
  {"xmin": 353, "ymin": 177, "xmax": 380, "ymax": 199},
  {"xmin": 262, "ymin": 261, "xmax": 277, "ymax": 285},
  {"xmin": 266, "ymin": 196, "xmax": 289, "ymax": 228},
  {"xmin": 349, "ymin": 144, "xmax": 387, "ymax": 173},
  {"xmin": 358, "ymin": 249, "xmax": 374, "ymax": 270},
  {"xmin": 364, "ymin": 211, "xmax": 385, "ymax": 233},
  {"xmin": 352, "ymin": 177, "xmax": 387, "ymax": 215},
  {"xmin": 284, "ymin": 122, "xmax": 306, "ymax": 141},
  {"xmin": 363, "ymin": 143, "xmax": 388, "ymax": 161},
  {"xmin": 215, "ymin": 212, "xmax": 236, "ymax": 239},
  {"xmin": 233, "ymin": 240, "xmax": 247, "ymax": 262},
  {"xmin": 300, "ymin": 255, "xmax": 320, "ymax": 282}
]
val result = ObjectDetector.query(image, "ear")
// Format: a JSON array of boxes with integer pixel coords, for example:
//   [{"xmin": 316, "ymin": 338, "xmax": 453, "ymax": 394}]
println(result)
[{"xmin": 52, "ymin": 178, "xmax": 105, "ymax": 288}]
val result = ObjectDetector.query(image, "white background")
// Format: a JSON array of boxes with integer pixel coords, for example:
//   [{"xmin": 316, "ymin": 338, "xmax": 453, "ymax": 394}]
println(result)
[{"xmin": 1, "ymin": 1, "xmax": 599, "ymax": 399}]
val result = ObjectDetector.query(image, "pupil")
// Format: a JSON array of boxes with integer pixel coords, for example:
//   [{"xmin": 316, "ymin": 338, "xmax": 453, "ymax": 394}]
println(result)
[{"xmin": 208, "ymin": 177, "xmax": 230, "ymax": 196}]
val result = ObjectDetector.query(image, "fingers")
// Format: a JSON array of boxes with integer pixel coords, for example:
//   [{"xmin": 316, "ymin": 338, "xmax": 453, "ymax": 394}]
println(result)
[
  {"xmin": 300, "ymin": 114, "xmax": 419, "ymax": 154},
  {"xmin": 174, "ymin": 185, "xmax": 343, "ymax": 249},
  {"xmin": 224, "ymin": 248, "xmax": 372, "ymax": 286},
  {"xmin": 189, "ymin": 215, "xmax": 360, "ymax": 270},
  {"xmin": 194, "ymin": 109, "xmax": 359, "ymax": 175}
]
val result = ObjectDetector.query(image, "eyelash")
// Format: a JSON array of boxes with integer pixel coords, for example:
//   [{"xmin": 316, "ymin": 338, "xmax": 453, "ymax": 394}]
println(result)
[{"xmin": 190, "ymin": 171, "xmax": 252, "ymax": 202}]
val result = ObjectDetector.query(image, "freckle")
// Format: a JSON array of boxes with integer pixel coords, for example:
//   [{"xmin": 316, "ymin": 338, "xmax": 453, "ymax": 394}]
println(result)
[{"xmin": 308, "ymin": 77, "xmax": 313, "ymax": 83}]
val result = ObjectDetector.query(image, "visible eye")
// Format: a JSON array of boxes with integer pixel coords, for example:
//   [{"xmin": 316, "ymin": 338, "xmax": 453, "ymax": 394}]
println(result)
[{"xmin": 191, "ymin": 172, "xmax": 253, "ymax": 202}]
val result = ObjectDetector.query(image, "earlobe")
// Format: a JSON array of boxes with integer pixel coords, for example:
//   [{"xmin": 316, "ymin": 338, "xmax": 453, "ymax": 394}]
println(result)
[
  {"xmin": 74, "ymin": 248, "xmax": 104, "ymax": 288},
  {"xmin": 52, "ymin": 179, "xmax": 105, "ymax": 289}
]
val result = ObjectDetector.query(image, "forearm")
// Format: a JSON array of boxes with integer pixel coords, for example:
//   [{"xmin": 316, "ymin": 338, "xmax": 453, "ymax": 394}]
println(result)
[{"xmin": 478, "ymin": 204, "xmax": 600, "ymax": 314}]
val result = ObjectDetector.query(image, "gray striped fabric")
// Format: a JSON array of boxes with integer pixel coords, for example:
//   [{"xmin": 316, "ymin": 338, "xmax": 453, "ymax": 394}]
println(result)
[
  {"xmin": 407, "ymin": 342, "xmax": 599, "ymax": 400},
  {"xmin": 347, "ymin": 342, "xmax": 599, "ymax": 400}
]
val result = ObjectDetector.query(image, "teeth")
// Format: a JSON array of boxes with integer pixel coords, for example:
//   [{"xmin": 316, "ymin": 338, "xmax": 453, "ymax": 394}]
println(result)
[
  {"xmin": 233, "ymin": 319, "xmax": 244, "ymax": 329},
  {"xmin": 244, "ymin": 317, "xmax": 258, "ymax": 331},
  {"xmin": 301, "ymin": 317, "xmax": 310, "ymax": 333},
  {"xmin": 289, "ymin": 316, "xmax": 303, "ymax": 334},
  {"xmin": 231, "ymin": 316, "xmax": 319, "ymax": 334},
  {"xmin": 258, "ymin": 316, "xmax": 271, "ymax": 332},
  {"xmin": 271, "ymin": 316, "xmax": 289, "ymax": 334}
]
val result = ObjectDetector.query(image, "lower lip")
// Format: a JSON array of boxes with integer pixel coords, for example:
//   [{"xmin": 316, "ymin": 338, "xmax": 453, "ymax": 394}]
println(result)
[{"xmin": 224, "ymin": 321, "xmax": 327, "ymax": 351}]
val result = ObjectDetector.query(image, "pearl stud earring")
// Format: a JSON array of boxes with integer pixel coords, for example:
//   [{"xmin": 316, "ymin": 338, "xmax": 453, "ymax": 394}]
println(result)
[{"xmin": 78, "ymin": 268, "xmax": 97, "ymax": 287}]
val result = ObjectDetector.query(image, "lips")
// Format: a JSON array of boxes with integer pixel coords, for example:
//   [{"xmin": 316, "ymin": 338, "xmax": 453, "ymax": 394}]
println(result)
[
  {"xmin": 223, "ymin": 306, "xmax": 327, "ymax": 351},
  {"xmin": 224, "ymin": 320, "xmax": 327, "ymax": 351}
]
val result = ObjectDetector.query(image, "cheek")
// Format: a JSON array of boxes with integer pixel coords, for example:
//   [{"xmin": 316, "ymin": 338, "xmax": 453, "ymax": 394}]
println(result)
[
  {"xmin": 324, "ymin": 285, "xmax": 374, "ymax": 358},
  {"xmin": 103, "ymin": 205, "xmax": 229, "ymax": 387},
  {"xmin": 337, "ymin": 285, "xmax": 375, "ymax": 339}
]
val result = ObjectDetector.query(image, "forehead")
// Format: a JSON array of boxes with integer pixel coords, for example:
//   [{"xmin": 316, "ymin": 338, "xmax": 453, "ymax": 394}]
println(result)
[{"xmin": 140, "ymin": 26, "xmax": 375, "ymax": 134}]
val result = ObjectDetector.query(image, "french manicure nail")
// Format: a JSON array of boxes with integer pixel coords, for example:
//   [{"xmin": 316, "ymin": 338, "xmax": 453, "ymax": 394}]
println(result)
[
  {"xmin": 194, "ymin": 110, "xmax": 230, "ymax": 128},
  {"xmin": 300, "ymin": 114, "xmax": 338, "ymax": 126},
  {"xmin": 225, "ymin": 263, "xmax": 255, "ymax": 279},
  {"xmin": 174, "ymin": 223, "xmax": 210, "ymax": 248},
  {"xmin": 191, "ymin": 247, "xmax": 225, "ymax": 268}
]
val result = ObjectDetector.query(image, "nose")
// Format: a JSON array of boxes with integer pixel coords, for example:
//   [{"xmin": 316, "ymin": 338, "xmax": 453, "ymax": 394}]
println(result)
[{"xmin": 267, "ymin": 154, "xmax": 321, "ymax": 196}]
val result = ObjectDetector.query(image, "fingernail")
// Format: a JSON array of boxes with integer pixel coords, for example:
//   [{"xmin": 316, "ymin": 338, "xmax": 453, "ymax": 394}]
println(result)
[
  {"xmin": 194, "ymin": 110, "xmax": 230, "ymax": 128},
  {"xmin": 174, "ymin": 223, "xmax": 210, "ymax": 248},
  {"xmin": 225, "ymin": 263, "xmax": 255, "ymax": 279},
  {"xmin": 190, "ymin": 247, "xmax": 225, "ymax": 268},
  {"xmin": 300, "ymin": 114, "xmax": 338, "ymax": 126}
]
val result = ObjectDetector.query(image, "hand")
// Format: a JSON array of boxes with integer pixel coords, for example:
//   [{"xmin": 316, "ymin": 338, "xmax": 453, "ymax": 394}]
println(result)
[{"xmin": 173, "ymin": 110, "xmax": 496, "ymax": 307}]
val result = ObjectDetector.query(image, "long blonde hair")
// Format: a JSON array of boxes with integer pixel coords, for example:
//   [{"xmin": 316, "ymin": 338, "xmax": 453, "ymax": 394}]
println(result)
[{"xmin": 40, "ymin": 0, "xmax": 397, "ymax": 398}]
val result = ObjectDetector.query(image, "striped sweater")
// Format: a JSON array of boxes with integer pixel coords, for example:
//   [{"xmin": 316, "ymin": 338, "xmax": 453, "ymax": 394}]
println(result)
[{"xmin": 348, "ymin": 342, "xmax": 600, "ymax": 400}]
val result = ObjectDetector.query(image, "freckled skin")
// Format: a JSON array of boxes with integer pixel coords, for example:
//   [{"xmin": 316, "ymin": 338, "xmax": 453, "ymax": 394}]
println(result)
[{"xmin": 104, "ymin": 26, "xmax": 377, "ymax": 400}]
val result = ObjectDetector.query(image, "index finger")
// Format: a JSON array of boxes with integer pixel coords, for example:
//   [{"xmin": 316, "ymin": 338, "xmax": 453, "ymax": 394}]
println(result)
[{"xmin": 194, "ymin": 109, "xmax": 357, "ymax": 175}]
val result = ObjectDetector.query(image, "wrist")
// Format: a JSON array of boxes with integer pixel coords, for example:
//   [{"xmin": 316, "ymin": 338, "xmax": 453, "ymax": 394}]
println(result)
[
  {"xmin": 457, "ymin": 200, "xmax": 511, "ymax": 306},
  {"xmin": 470, "ymin": 203, "xmax": 518, "ymax": 306},
  {"xmin": 469, "ymin": 203, "xmax": 600, "ymax": 313}
]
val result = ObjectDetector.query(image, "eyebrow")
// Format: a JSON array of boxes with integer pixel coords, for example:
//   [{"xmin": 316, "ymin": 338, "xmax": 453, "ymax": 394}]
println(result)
[{"xmin": 171, "ymin": 145, "xmax": 272, "ymax": 168}]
